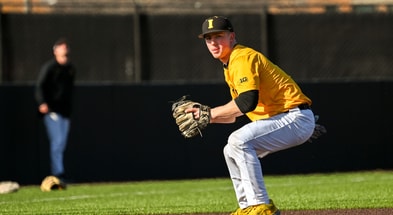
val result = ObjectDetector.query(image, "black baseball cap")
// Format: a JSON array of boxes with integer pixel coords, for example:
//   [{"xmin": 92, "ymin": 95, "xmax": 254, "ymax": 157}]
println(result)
[{"xmin": 198, "ymin": 16, "xmax": 234, "ymax": 39}]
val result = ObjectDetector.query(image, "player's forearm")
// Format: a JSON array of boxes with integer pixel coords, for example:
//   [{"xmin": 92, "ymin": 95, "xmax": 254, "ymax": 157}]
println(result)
[
  {"xmin": 210, "ymin": 116, "xmax": 236, "ymax": 123},
  {"xmin": 210, "ymin": 100, "xmax": 243, "ymax": 124}
]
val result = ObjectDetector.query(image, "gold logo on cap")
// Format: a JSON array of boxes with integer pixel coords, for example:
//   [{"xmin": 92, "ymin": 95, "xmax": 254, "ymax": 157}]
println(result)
[{"xmin": 207, "ymin": 19, "xmax": 214, "ymax": 29}]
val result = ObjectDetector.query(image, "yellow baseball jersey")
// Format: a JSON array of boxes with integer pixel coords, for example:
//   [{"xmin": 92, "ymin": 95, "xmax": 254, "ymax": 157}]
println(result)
[{"xmin": 224, "ymin": 44, "xmax": 312, "ymax": 121}]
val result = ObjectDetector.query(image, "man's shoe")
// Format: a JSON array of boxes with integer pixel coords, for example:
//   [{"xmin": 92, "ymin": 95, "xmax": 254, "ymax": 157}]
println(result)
[
  {"xmin": 267, "ymin": 199, "xmax": 281, "ymax": 215},
  {"xmin": 230, "ymin": 199, "xmax": 280, "ymax": 215},
  {"xmin": 244, "ymin": 199, "xmax": 281, "ymax": 215},
  {"xmin": 230, "ymin": 206, "xmax": 258, "ymax": 215},
  {"xmin": 230, "ymin": 207, "xmax": 245, "ymax": 215}
]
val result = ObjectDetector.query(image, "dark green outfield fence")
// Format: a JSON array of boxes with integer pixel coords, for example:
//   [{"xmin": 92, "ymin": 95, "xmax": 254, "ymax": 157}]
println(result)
[{"xmin": 0, "ymin": 82, "xmax": 392, "ymax": 185}]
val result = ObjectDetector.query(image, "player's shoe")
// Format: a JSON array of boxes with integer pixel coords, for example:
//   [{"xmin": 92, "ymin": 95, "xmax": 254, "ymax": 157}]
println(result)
[
  {"xmin": 230, "ymin": 207, "xmax": 245, "ymax": 215},
  {"xmin": 247, "ymin": 199, "xmax": 280, "ymax": 215},
  {"xmin": 230, "ymin": 199, "xmax": 280, "ymax": 215}
]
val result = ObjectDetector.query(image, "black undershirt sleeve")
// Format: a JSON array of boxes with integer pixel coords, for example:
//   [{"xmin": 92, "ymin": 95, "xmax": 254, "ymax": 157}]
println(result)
[{"xmin": 234, "ymin": 90, "xmax": 259, "ymax": 114}]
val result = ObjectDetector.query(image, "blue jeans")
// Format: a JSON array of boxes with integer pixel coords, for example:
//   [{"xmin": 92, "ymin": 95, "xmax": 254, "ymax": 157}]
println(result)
[{"xmin": 43, "ymin": 112, "xmax": 70, "ymax": 176}]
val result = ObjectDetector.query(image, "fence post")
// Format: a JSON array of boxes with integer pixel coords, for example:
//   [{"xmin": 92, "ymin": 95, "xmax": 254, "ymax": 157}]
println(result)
[
  {"xmin": 260, "ymin": 6, "xmax": 269, "ymax": 57},
  {"xmin": 133, "ymin": 0, "xmax": 142, "ymax": 82}
]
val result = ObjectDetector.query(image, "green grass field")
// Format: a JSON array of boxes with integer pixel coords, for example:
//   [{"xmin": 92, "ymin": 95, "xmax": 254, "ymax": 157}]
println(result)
[{"xmin": 1, "ymin": 171, "xmax": 392, "ymax": 214}]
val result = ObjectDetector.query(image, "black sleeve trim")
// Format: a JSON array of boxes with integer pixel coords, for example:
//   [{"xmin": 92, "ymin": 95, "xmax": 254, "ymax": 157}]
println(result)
[{"xmin": 234, "ymin": 90, "xmax": 259, "ymax": 113}]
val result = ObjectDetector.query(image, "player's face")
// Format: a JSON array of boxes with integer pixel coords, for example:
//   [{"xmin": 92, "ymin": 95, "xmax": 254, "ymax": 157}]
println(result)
[{"xmin": 204, "ymin": 31, "xmax": 234, "ymax": 63}]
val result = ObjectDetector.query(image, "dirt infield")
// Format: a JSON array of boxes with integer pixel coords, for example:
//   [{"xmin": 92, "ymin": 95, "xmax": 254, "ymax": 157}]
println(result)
[{"xmin": 189, "ymin": 208, "xmax": 393, "ymax": 215}]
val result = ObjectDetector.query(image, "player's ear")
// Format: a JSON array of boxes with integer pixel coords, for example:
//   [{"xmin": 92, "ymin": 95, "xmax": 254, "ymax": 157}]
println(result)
[{"xmin": 229, "ymin": 32, "xmax": 236, "ymax": 42}]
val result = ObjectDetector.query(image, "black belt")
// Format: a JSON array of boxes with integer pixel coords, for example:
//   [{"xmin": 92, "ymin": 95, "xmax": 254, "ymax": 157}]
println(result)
[
  {"xmin": 297, "ymin": 103, "xmax": 311, "ymax": 110},
  {"xmin": 283, "ymin": 104, "xmax": 311, "ymax": 113}
]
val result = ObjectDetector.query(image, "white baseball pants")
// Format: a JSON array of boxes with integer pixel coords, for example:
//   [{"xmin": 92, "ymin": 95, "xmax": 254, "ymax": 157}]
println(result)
[{"xmin": 223, "ymin": 108, "xmax": 315, "ymax": 209}]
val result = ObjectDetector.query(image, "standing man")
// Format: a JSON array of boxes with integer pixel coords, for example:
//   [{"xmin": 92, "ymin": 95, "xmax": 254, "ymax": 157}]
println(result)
[
  {"xmin": 35, "ymin": 38, "xmax": 76, "ymax": 181},
  {"xmin": 193, "ymin": 16, "xmax": 316, "ymax": 215}
]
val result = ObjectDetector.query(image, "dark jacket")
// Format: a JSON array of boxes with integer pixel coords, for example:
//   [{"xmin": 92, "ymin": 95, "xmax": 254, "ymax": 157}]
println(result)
[{"xmin": 35, "ymin": 59, "xmax": 76, "ymax": 118}]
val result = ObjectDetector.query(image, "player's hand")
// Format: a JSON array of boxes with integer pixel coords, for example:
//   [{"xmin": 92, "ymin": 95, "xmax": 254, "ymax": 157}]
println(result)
[
  {"xmin": 185, "ymin": 107, "xmax": 200, "ymax": 119},
  {"xmin": 171, "ymin": 96, "xmax": 211, "ymax": 138}
]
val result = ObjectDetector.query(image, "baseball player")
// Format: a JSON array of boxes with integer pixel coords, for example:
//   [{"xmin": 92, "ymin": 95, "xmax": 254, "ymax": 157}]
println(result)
[{"xmin": 191, "ymin": 16, "xmax": 316, "ymax": 215}]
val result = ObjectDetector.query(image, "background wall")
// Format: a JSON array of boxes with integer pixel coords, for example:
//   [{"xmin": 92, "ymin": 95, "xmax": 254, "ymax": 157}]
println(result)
[
  {"xmin": 1, "ymin": 82, "xmax": 392, "ymax": 185},
  {"xmin": 1, "ymin": 13, "xmax": 393, "ymax": 83},
  {"xmin": 1, "ymin": 10, "xmax": 392, "ymax": 185}
]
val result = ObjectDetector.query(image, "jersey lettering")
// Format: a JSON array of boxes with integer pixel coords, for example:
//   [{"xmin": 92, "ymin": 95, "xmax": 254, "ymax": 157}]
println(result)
[{"xmin": 240, "ymin": 77, "xmax": 248, "ymax": 83}]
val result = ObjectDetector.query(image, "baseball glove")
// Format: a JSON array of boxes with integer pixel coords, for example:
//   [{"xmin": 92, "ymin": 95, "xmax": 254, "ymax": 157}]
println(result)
[
  {"xmin": 171, "ymin": 96, "xmax": 211, "ymax": 138},
  {"xmin": 40, "ymin": 176, "xmax": 66, "ymax": 192},
  {"xmin": 307, "ymin": 115, "xmax": 327, "ymax": 143}
]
